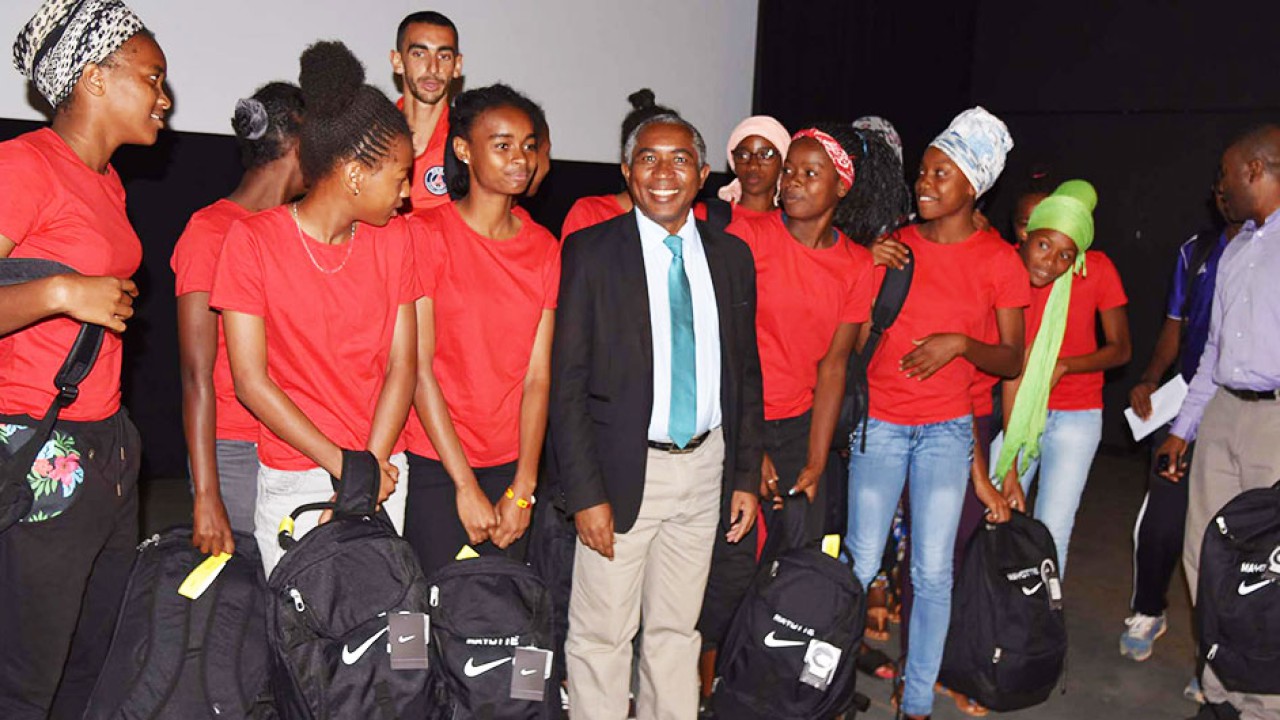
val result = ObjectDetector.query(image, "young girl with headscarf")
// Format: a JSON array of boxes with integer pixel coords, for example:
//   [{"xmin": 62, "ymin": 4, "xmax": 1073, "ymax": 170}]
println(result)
[
  {"xmin": 0, "ymin": 1, "xmax": 167, "ymax": 714},
  {"xmin": 847, "ymin": 107, "xmax": 1027, "ymax": 720},
  {"xmin": 994, "ymin": 180, "xmax": 1131, "ymax": 576},
  {"xmin": 716, "ymin": 115, "xmax": 791, "ymax": 219}
]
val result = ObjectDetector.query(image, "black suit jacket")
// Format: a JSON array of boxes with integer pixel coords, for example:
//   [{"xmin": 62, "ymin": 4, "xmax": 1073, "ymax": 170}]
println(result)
[{"xmin": 549, "ymin": 210, "xmax": 764, "ymax": 534}]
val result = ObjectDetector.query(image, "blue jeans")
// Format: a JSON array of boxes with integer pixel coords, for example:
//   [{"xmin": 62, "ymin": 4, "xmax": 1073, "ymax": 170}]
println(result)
[
  {"xmin": 847, "ymin": 416, "xmax": 972, "ymax": 718},
  {"xmin": 1002, "ymin": 409, "xmax": 1102, "ymax": 577}
]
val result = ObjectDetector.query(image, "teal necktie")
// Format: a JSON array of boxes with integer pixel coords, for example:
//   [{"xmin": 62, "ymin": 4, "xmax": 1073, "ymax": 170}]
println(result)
[{"xmin": 664, "ymin": 234, "xmax": 697, "ymax": 447}]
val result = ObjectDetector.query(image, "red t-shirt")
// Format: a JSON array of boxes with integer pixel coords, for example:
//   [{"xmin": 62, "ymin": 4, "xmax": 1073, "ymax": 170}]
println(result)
[
  {"xmin": 728, "ymin": 212, "xmax": 874, "ymax": 420},
  {"xmin": 559, "ymin": 194, "xmax": 709, "ymax": 240},
  {"xmin": 1025, "ymin": 250, "xmax": 1128, "ymax": 411},
  {"xmin": 170, "ymin": 199, "xmax": 258, "ymax": 441},
  {"xmin": 868, "ymin": 225, "xmax": 1030, "ymax": 425},
  {"xmin": 398, "ymin": 98, "xmax": 451, "ymax": 213},
  {"xmin": 970, "ymin": 311, "xmax": 1000, "ymax": 417},
  {"xmin": 0, "ymin": 128, "xmax": 142, "ymax": 421},
  {"xmin": 405, "ymin": 203, "xmax": 561, "ymax": 466},
  {"xmin": 209, "ymin": 207, "xmax": 421, "ymax": 470}
]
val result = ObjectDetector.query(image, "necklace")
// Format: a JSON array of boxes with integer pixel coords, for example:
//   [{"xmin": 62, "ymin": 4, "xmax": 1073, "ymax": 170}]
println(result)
[{"xmin": 291, "ymin": 202, "xmax": 356, "ymax": 274}]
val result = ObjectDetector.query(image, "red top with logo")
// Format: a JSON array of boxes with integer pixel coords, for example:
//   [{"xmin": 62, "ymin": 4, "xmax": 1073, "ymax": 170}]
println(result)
[
  {"xmin": 398, "ymin": 97, "xmax": 451, "ymax": 212},
  {"xmin": 405, "ymin": 203, "xmax": 561, "ymax": 467},
  {"xmin": 1024, "ymin": 250, "xmax": 1128, "ymax": 411},
  {"xmin": 210, "ymin": 208, "xmax": 422, "ymax": 470},
  {"xmin": 867, "ymin": 225, "xmax": 1030, "ymax": 425},
  {"xmin": 560, "ymin": 195, "xmax": 710, "ymax": 241},
  {"xmin": 0, "ymin": 129, "xmax": 142, "ymax": 421},
  {"xmin": 170, "ymin": 199, "xmax": 258, "ymax": 441},
  {"xmin": 728, "ymin": 211, "xmax": 874, "ymax": 420}
]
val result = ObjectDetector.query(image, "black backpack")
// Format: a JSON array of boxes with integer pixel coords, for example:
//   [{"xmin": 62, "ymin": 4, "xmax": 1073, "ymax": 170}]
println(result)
[
  {"xmin": 83, "ymin": 526, "xmax": 274, "ymax": 719},
  {"xmin": 425, "ymin": 556, "xmax": 556, "ymax": 719},
  {"xmin": 267, "ymin": 450, "xmax": 431, "ymax": 720},
  {"xmin": 0, "ymin": 259, "xmax": 104, "ymax": 533},
  {"xmin": 712, "ymin": 546, "xmax": 867, "ymax": 719},
  {"xmin": 939, "ymin": 512, "xmax": 1067, "ymax": 712},
  {"xmin": 1196, "ymin": 480, "xmax": 1280, "ymax": 694}
]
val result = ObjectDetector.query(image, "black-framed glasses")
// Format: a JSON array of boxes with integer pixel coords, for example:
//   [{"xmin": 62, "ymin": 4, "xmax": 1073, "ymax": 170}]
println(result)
[{"xmin": 732, "ymin": 146, "xmax": 779, "ymax": 164}]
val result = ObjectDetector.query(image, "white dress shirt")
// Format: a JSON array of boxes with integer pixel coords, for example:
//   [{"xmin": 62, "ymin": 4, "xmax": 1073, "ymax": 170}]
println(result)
[{"xmin": 637, "ymin": 209, "xmax": 722, "ymax": 442}]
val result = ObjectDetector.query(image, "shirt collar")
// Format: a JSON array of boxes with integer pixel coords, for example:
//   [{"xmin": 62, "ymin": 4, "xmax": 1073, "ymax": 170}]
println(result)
[
  {"xmin": 1243, "ymin": 205, "xmax": 1280, "ymax": 236},
  {"xmin": 636, "ymin": 207, "xmax": 698, "ymax": 249}
]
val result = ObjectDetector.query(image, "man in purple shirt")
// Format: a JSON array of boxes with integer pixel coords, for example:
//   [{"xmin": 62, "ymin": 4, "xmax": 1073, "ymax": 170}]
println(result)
[{"xmin": 1158, "ymin": 124, "xmax": 1280, "ymax": 720}]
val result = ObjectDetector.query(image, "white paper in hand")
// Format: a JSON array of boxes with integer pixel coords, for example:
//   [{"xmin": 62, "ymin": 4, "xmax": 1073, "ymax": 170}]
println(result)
[{"xmin": 1124, "ymin": 376, "xmax": 1189, "ymax": 442}]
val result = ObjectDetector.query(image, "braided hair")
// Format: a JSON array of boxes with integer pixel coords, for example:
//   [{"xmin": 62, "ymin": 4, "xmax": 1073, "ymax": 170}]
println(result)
[
  {"xmin": 231, "ymin": 82, "xmax": 303, "ymax": 169},
  {"xmin": 444, "ymin": 83, "xmax": 538, "ymax": 200},
  {"xmin": 804, "ymin": 122, "xmax": 911, "ymax": 245},
  {"xmin": 619, "ymin": 88, "xmax": 678, "ymax": 162},
  {"xmin": 296, "ymin": 41, "xmax": 409, "ymax": 183}
]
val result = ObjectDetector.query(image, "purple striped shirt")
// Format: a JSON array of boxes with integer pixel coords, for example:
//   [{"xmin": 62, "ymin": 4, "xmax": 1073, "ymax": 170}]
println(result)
[{"xmin": 1172, "ymin": 205, "xmax": 1280, "ymax": 441}]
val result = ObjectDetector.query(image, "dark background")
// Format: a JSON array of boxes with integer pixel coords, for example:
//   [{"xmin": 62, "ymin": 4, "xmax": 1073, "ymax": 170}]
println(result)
[{"xmin": 2, "ymin": 1, "xmax": 1277, "ymax": 480}]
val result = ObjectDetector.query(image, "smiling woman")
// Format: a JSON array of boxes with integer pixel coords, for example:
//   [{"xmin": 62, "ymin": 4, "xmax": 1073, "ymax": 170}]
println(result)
[{"xmin": 0, "ymin": 1, "xmax": 166, "ymax": 716}]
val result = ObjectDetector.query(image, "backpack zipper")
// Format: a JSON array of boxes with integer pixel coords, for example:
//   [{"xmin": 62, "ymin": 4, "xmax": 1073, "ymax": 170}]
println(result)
[
  {"xmin": 289, "ymin": 587, "xmax": 306, "ymax": 613},
  {"xmin": 992, "ymin": 647, "xmax": 1003, "ymax": 664},
  {"xmin": 1207, "ymin": 643, "xmax": 1218, "ymax": 661}
]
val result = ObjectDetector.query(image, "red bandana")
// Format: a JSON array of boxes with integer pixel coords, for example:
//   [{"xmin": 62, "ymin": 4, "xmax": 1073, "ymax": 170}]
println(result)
[{"xmin": 793, "ymin": 128, "xmax": 855, "ymax": 190}]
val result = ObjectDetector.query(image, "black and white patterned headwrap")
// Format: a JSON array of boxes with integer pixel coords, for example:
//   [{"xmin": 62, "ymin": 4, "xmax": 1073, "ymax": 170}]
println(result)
[{"xmin": 12, "ymin": 0, "xmax": 145, "ymax": 108}]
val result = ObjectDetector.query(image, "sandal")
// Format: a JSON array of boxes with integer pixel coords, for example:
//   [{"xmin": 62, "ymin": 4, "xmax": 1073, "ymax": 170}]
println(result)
[
  {"xmin": 932, "ymin": 683, "xmax": 988, "ymax": 717},
  {"xmin": 890, "ymin": 680, "xmax": 931, "ymax": 719},
  {"xmin": 855, "ymin": 646, "xmax": 897, "ymax": 680}
]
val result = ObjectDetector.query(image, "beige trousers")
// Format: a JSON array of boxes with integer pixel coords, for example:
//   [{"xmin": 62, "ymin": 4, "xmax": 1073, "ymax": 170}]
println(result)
[
  {"xmin": 1183, "ymin": 390, "xmax": 1280, "ymax": 719},
  {"xmin": 566, "ymin": 429, "xmax": 725, "ymax": 720}
]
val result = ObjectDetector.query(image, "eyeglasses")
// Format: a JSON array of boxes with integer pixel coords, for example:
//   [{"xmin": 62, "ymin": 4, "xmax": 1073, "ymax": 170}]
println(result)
[{"xmin": 732, "ymin": 146, "xmax": 779, "ymax": 164}]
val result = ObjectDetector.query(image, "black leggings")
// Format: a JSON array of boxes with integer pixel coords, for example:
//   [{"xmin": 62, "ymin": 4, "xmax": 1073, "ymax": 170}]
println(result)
[
  {"xmin": 402, "ymin": 452, "xmax": 527, "ymax": 580},
  {"xmin": 1129, "ymin": 424, "xmax": 1192, "ymax": 617},
  {"xmin": 0, "ymin": 409, "xmax": 141, "ymax": 720}
]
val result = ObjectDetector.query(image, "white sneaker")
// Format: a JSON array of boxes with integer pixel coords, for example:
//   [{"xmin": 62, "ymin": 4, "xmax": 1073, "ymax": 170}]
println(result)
[{"xmin": 1119, "ymin": 612, "xmax": 1167, "ymax": 661}]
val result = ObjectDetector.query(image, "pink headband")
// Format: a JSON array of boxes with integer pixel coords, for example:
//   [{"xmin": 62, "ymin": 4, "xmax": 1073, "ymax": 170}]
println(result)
[
  {"xmin": 718, "ymin": 115, "xmax": 791, "ymax": 204},
  {"xmin": 793, "ymin": 128, "xmax": 855, "ymax": 190}
]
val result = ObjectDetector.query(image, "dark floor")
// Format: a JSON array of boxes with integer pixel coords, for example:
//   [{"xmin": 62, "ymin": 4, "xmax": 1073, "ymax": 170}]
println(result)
[{"xmin": 140, "ymin": 450, "xmax": 1201, "ymax": 719}]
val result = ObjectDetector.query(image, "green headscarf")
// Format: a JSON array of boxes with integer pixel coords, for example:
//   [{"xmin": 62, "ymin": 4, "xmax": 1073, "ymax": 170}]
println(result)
[{"xmin": 994, "ymin": 180, "xmax": 1097, "ymax": 481}]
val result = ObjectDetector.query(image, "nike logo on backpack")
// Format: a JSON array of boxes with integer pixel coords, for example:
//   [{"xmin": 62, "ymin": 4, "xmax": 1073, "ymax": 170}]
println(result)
[
  {"xmin": 1238, "ymin": 579, "xmax": 1274, "ymax": 596},
  {"xmin": 1022, "ymin": 582, "xmax": 1044, "ymax": 596},
  {"xmin": 464, "ymin": 656, "xmax": 512, "ymax": 677},
  {"xmin": 763, "ymin": 631, "xmax": 807, "ymax": 648},
  {"xmin": 341, "ymin": 627, "xmax": 389, "ymax": 665}
]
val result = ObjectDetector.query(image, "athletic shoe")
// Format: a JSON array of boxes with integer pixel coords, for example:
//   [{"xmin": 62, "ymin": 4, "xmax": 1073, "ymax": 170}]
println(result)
[{"xmin": 1119, "ymin": 612, "xmax": 1167, "ymax": 661}]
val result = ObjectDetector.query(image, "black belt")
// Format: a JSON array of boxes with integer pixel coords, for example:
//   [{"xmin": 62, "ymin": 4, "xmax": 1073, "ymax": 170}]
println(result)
[
  {"xmin": 1224, "ymin": 386, "xmax": 1279, "ymax": 402},
  {"xmin": 647, "ymin": 431, "xmax": 711, "ymax": 454}
]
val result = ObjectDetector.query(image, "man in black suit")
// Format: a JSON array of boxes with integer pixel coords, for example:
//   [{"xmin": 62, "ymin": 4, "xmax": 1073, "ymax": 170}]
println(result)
[{"xmin": 551, "ymin": 114, "xmax": 763, "ymax": 718}]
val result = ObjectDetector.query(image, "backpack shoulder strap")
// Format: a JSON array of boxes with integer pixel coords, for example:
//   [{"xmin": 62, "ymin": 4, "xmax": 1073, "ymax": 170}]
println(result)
[{"xmin": 862, "ymin": 246, "xmax": 916, "ymax": 362}]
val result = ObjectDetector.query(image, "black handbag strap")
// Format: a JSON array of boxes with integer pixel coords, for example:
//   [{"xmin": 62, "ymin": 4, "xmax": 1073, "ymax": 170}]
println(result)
[{"xmin": 0, "ymin": 259, "xmax": 105, "ymax": 484}]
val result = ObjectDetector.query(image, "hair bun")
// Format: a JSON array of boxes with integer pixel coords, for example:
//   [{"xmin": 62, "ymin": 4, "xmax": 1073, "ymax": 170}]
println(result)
[
  {"xmin": 627, "ymin": 88, "xmax": 656, "ymax": 111},
  {"xmin": 299, "ymin": 40, "xmax": 366, "ymax": 119},
  {"xmin": 232, "ymin": 98, "xmax": 270, "ymax": 140}
]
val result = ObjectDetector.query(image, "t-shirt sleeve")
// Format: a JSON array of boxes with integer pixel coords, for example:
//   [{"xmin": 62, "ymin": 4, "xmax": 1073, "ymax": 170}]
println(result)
[
  {"xmin": 398, "ymin": 222, "xmax": 423, "ymax": 306},
  {"xmin": 840, "ymin": 245, "xmax": 875, "ymax": 324},
  {"xmin": 542, "ymin": 241, "xmax": 562, "ymax": 310},
  {"xmin": 992, "ymin": 245, "xmax": 1032, "ymax": 308},
  {"xmin": 0, "ymin": 141, "xmax": 51, "ymax": 243},
  {"xmin": 1091, "ymin": 253, "xmax": 1128, "ymax": 310},
  {"xmin": 411, "ymin": 216, "xmax": 444, "ymax": 299},
  {"xmin": 209, "ymin": 220, "xmax": 266, "ymax": 316},
  {"xmin": 171, "ymin": 214, "xmax": 220, "ymax": 296},
  {"xmin": 1165, "ymin": 239, "xmax": 1191, "ymax": 320}
]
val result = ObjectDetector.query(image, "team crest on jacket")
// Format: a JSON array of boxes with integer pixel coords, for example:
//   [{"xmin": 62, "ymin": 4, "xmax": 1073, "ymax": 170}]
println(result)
[{"xmin": 424, "ymin": 165, "xmax": 447, "ymax": 196}]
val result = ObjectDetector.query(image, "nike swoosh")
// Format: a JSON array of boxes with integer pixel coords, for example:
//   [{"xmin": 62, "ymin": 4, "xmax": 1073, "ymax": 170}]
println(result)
[
  {"xmin": 341, "ymin": 627, "xmax": 389, "ymax": 665},
  {"xmin": 1022, "ymin": 582, "xmax": 1044, "ymax": 596},
  {"xmin": 763, "ymin": 631, "xmax": 807, "ymax": 648},
  {"xmin": 520, "ymin": 667, "xmax": 538, "ymax": 676},
  {"xmin": 464, "ymin": 656, "xmax": 512, "ymax": 677},
  {"xmin": 1239, "ymin": 579, "xmax": 1274, "ymax": 596},
  {"xmin": 397, "ymin": 635, "xmax": 415, "ymax": 644}
]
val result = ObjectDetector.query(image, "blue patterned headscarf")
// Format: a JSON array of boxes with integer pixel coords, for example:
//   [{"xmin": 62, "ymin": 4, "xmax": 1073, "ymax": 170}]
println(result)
[{"xmin": 929, "ymin": 106, "xmax": 1013, "ymax": 198}]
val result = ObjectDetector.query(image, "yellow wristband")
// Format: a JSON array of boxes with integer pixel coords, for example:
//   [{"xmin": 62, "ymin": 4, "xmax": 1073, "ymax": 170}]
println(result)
[{"xmin": 504, "ymin": 486, "xmax": 535, "ymax": 509}]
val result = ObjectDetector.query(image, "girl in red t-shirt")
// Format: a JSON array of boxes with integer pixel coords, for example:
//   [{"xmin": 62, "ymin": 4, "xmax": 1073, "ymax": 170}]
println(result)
[
  {"xmin": 172, "ymin": 83, "xmax": 304, "ymax": 556},
  {"xmin": 0, "ymin": 4, "xmax": 167, "ymax": 712},
  {"xmin": 211, "ymin": 42, "xmax": 420, "ymax": 575},
  {"xmin": 848, "ymin": 108, "xmax": 1026, "ymax": 720},
  {"xmin": 715, "ymin": 115, "xmax": 791, "ymax": 221},
  {"xmin": 995, "ymin": 181, "xmax": 1131, "ymax": 577},
  {"xmin": 403, "ymin": 84, "xmax": 560, "ymax": 578}
]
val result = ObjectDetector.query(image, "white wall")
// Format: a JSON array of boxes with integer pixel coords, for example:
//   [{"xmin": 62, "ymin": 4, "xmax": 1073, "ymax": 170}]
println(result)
[{"xmin": 0, "ymin": 0, "xmax": 758, "ymax": 166}]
